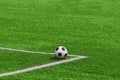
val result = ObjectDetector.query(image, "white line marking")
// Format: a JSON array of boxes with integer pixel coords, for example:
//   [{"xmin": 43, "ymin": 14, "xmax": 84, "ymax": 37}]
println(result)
[
  {"xmin": 0, "ymin": 47, "xmax": 54, "ymax": 54},
  {"xmin": 0, "ymin": 47, "xmax": 78, "ymax": 57},
  {"xmin": 0, "ymin": 56, "xmax": 86, "ymax": 77},
  {"xmin": 0, "ymin": 47, "xmax": 87, "ymax": 77}
]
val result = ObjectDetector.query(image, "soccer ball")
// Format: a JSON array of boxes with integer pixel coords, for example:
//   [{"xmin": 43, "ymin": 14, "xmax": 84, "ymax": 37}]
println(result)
[{"xmin": 55, "ymin": 46, "xmax": 68, "ymax": 58}]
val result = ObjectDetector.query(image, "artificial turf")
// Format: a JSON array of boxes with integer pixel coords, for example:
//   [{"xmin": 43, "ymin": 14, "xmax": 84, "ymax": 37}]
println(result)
[
  {"xmin": 0, "ymin": 0, "xmax": 120, "ymax": 79},
  {"xmin": 0, "ymin": 50, "xmax": 57, "ymax": 73}
]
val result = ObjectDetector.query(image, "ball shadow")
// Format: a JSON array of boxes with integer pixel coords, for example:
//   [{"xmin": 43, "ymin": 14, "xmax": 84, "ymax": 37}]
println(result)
[{"xmin": 50, "ymin": 57, "xmax": 65, "ymax": 61}]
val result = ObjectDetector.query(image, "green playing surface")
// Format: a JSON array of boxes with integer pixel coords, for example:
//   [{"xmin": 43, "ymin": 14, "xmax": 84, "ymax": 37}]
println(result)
[{"xmin": 0, "ymin": 0, "xmax": 120, "ymax": 79}]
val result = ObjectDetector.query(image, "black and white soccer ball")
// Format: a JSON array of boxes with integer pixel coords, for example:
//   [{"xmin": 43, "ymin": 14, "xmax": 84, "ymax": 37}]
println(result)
[{"xmin": 55, "ymin": 46, "xmax": 68, "ymax": 58}]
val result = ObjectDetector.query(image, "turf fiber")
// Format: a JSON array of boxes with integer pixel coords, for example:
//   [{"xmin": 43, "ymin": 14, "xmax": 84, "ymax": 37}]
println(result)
[{"xmin": 0, "ymin": 0, "xmax": 120, "ymax": 80}]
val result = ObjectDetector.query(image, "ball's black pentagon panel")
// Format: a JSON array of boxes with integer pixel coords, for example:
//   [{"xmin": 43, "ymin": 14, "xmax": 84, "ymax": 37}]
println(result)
[
  {"xmin": 62, "ymin": 47, "xmax": 65, "ymax": 51},
  {"xmin": 56, "ymin": 48, "xmax": 59, "ymax": 51},
  {"xmin": 64, "ymin": 54, "xmax": 67, "ymax": 57},
  {"xmin": 58, "ymin": 53, "xmax": 62, "ymax": 56}
]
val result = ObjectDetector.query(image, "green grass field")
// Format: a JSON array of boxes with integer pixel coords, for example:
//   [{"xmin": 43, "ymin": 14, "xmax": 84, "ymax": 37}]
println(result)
[{"xmin": 0, "ymin": 0, "xmax": 120, "ymax": 79}]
